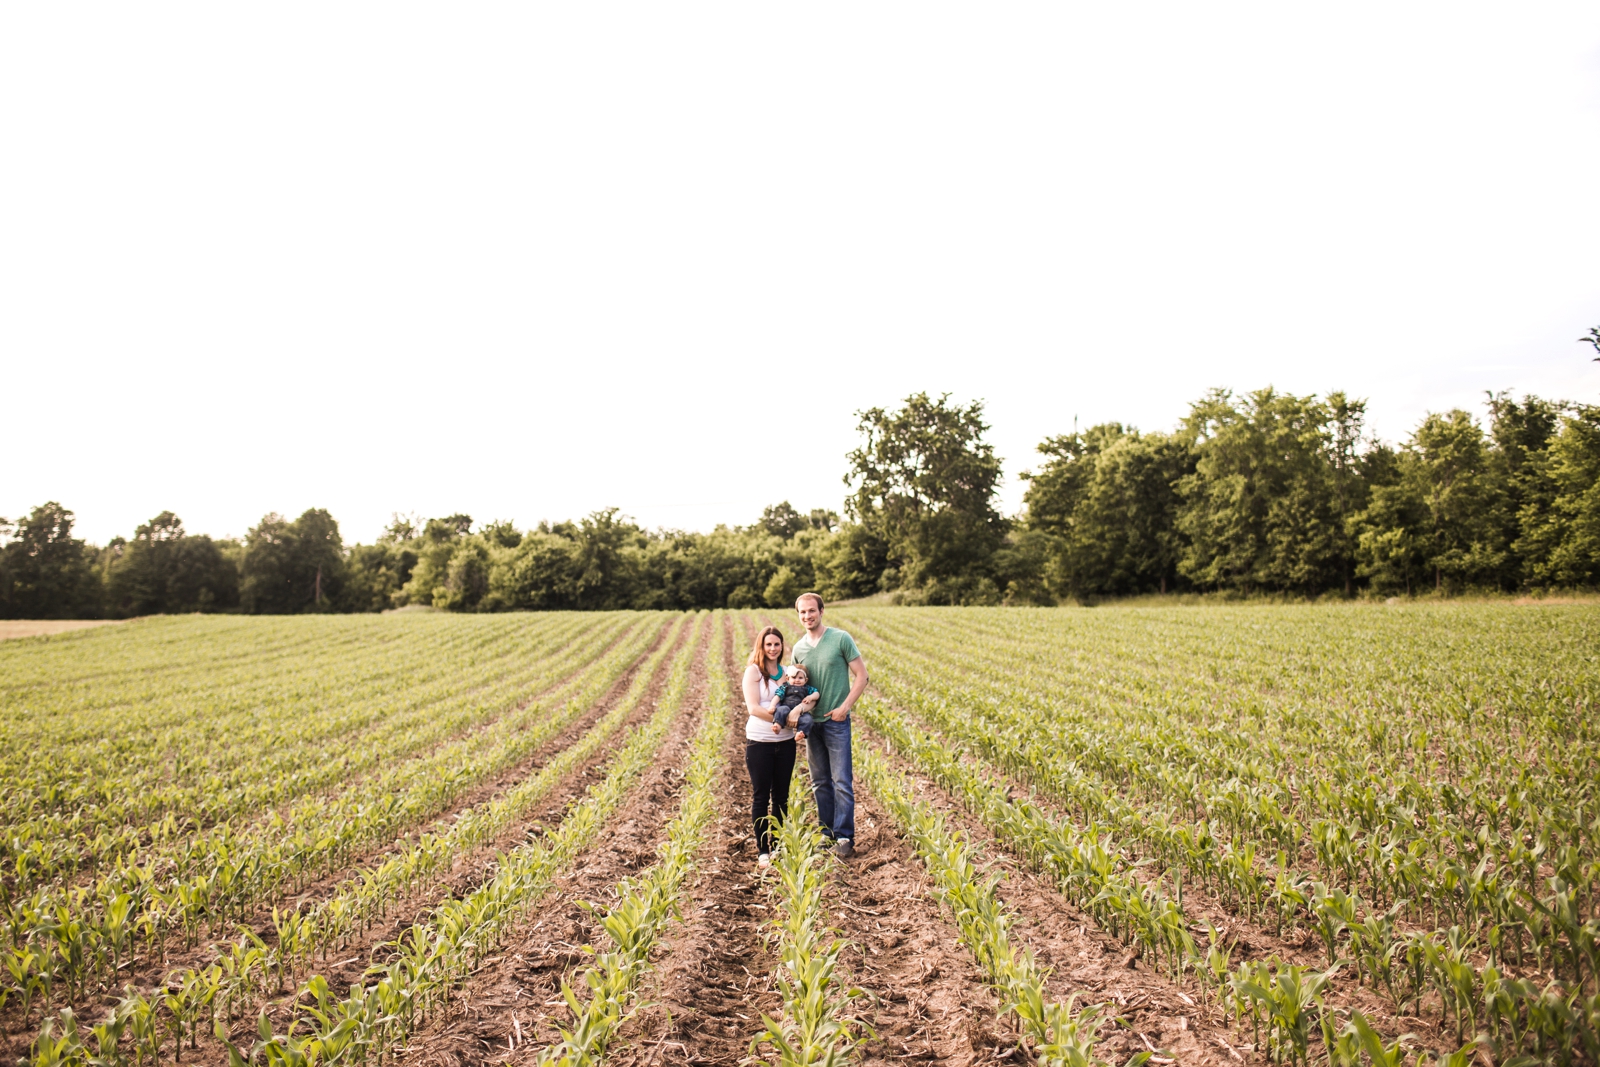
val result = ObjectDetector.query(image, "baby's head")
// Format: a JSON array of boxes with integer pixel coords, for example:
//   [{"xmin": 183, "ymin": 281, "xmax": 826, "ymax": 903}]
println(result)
[{"xmin": 785, "ymin": 665, "xmax": 809, "ymax": 687}]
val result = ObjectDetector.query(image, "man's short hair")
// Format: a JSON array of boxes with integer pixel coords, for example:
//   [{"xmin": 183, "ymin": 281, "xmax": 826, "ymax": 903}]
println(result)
[{"xmin": 795, "ymin": 592, "xmax": 824, "ymax": 611}]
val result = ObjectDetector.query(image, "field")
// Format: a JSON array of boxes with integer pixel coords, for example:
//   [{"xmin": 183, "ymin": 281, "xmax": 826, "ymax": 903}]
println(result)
[
  {"xmin": 0, "ymin": 605, "xmax": 1595, "ymax": 1067},
  {"xmin": 0, "ymin": 621, "xmax": 123, "ymax": 641}
]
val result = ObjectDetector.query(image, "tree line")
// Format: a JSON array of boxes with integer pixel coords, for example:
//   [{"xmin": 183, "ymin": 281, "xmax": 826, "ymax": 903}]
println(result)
[{"xmin": 4, "ymin": 384, "xmax": 1598, "ymax": 618}]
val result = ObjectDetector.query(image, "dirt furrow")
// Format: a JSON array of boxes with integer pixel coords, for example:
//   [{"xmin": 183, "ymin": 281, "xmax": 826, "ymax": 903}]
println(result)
[
  {"xmin": 869, "ymin": 704, "xmax": 1459, "ymax": 1057},
  {"xmin": 394, "ymin": 622, "xmax": 714, "ymax": 1067},
  {"xmin": 862, "ymin": 728, "xmax": 1254, "ymax": 1067},
  {"xmin": 820, "ymin": 773, "xmax": 1008, "ymax": 1066}
]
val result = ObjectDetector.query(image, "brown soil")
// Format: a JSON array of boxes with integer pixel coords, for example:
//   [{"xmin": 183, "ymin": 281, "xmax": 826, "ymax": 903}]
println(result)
[
  {"xmin": 859, "ymin": 729, "xmax": 1262, "ymax": 1067},
  {"xmin": 875, "ymin": 723, "xmax": 1463, "ymax": 1059},
  {"xmin": 386, "ymin": 621, "xmax": 715, "ymax": 1067},
  {"xmin": 0, "ymin": 619, "xmax": 125, "ymax": 640},
  {"xmin": 808, "ymin": 775, "xmax": 1011, "ymax": 1066},
  {"xmin": 0, "ymin": 620, "xmax": 672, "ymax": 1064}
]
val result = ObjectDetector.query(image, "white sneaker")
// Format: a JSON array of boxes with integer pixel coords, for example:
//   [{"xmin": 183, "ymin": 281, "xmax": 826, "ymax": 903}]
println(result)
[{"xmin": 757, "ymin": 853, "xmax": 771, "ymax": 869}]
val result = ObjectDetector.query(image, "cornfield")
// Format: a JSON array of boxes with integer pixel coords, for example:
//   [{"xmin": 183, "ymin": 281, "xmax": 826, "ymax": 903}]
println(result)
[{"xmin": 1, "ymin": 603, "xmax": 1594, "ymax": 1067}]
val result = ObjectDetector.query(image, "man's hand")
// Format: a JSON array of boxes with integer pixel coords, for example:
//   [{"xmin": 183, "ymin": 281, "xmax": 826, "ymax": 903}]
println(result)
[{"xmin": 829, "ymin": 707, "xmax": 848, "ymax": 721}]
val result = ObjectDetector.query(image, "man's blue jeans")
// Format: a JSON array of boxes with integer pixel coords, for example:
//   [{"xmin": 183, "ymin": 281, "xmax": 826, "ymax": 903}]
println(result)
[{"xmin": 806, "ymin": 717, "xmax": 855, "ymax": 842}]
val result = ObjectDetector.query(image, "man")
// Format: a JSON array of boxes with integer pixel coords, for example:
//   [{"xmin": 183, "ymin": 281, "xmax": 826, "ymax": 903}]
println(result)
[{"xmin": 790, "ymin": 591, "xmax": 869, "ymax": 858}]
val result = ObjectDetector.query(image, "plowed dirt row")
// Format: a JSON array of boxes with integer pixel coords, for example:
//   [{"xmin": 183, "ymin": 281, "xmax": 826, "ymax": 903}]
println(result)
[
  {"xmin": 871, "ymin": 707, "xmax": 1459, "ymax": 1058},
  {"xmin": 393, "ymin": 623, "xmax": 714, "ymax": 1067},
  {"xmin": 809, "ymin": 774, "xmax": 1008, "ymax": 1066},
  {"xmin": 0, "ymin": 621, "xmax": 666, "ymax": 1063},
  {"xmin": 863, "ymin": 728, "xmax": 1256, "ymax": 1067}
]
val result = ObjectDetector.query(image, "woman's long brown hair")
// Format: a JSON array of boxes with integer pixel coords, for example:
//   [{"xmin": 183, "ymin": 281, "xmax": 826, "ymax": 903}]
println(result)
[{"xmin": 747, "ymin": 624, "xmax": 786, "ymax": 673}]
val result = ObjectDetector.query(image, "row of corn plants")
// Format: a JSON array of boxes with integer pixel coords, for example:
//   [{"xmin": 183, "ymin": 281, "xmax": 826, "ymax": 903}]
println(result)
[
  {"xmin": 1, "ymin": 614, "xmax": 662, "ymax": 1023},
  {"xmin": 856, "ymin": 744, "xmax": 1113, "ymax": 1067},
  {"xmin": 890, "ymin": 604, "xmax": 1597, "ymax": 822},
  {"xmin": 857, "ymin": 657, "xmax": 1600, "ymax": 1061},
  {"xmin": 148, "ymin": 611, "xmax": 691, "ymax": 1039},
  {"xmin": 847, "ymin": 608, "xmax": 1598, "ymax": 950},
  {"xmin": 850, "ymin": 606, "xmax": 1594, "ymax": 863},
  {"xmin": 277, "ymin": 616, "xmax": 689, "ymax": 975},
  {"xmin": 1, "ymin": 614, "xmax": 668, "ymax": 1055},
  {"xmin": 857, "ymin": 713, "xmax": 1493, "ymax": 1067},
  {"xmin": 26, "ymin": 614, "xmax": 708, "ymax": 1067},
  {"xmin": 534, "ymin": 615, "xmax": 726, "ymax": 1065},
  {"xmin": 4, "ymin": 614, "xmax": 633, "ymax": 899},
  {"xmin": 855, "ymin": 697, "xmax": 1195, "ymax": 977},
  {"xmin": 0, "ymin": 614, "xmax": 605, "ymax": 873},
  {"xmin": 750, "ymin": 788, "xmax": 874, "ymax": 1066},
  {"xmin": 839, "ymin": 609, "xmax": 1597, "ymax": 1066}
]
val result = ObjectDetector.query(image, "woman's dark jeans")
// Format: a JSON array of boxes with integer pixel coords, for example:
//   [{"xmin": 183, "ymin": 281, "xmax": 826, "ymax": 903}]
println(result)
[{"xmin": 745, "ymin": 737, "xmax": 796, "ymax": 855}]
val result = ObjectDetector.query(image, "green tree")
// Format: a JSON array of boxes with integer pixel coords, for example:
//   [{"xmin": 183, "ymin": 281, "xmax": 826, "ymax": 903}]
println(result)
[
  {"xmin": 759, "ymin": 501, "xmax": 808, "ymax": 540},
  {"xmin": 566, "ymin": 509, "xmax": 644, "ymax": 609},
  {"xmin": 338, "ymin": 542, "xmax": 415, "ymax": 612},
  {"xmin": 479, "ymin": 520, "xmax": 523, "ymax": 548},
  {"xmin": 1351, "ymin": 452, "xmax": 1429, "ymax": 594},
  {"xmin": 489, "ymin": 529, "xmax": 582, "ymax": 610},
  {"xmin": 338, "ymin": 514, "xmax": 422, "ymax": 612},
  {"xmin": 437, "ymin": 536, "xmax": 493, "ymax": 611},
  {"xmin": 239, "ymin": 508, "xmax": 345, "ymax": 613},
  {"xmin": 1408, "ymin": 409, "xmax": 1502, "ymax": 591},
  {"xmin": 1486, "ymin": 392, "xmax": 1562, "ymax": 586},
  {"xmin": 1022, "ymin": 424, "xmax": 1193, "ymax": 600},
  {"xmin": 757, "ymin": 502, "xmax": 840, "ymax": 541},
  {"xmin": 990, "ymin": 526, "xmax": 1058, "ymax": 605},
  {"xmin": 845, "ymin": 392, "xmax": 1006, "ymax": 603},
  {"xmin": 103, "ymin": 511, "xmax": 238, "ymax": 616},
  {"xmin": 763, "ymin": 565, "xmax": 804, "ymax": 608},
  {"xmin": 397, "ymin": 514, "xmax": 474, "ymax": 607},
  {"xmin": 807, "ymin": 508, "xmax": 840, "ymax": 533},
  {"xmin": 1176, "ymin": 389, "xmax": 1345, "ymax": 594},
  {"xmin": 1325, "ymin": 393, "xmax": 1373, "ymax": 595},
  {"xmin": 0, "ymin": 502, "xmax": 102, "ymax": 619},
  {"xmin": 1516, "ymin": 404, "xmax": 1600, "ymax": 586},
  {"xmin": 1351, "ymin": 408, "xmax": 1507, "ymax": 594}
]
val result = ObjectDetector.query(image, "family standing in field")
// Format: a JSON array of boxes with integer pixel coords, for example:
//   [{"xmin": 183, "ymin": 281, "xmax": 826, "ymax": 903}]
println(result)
[{"xmin": 741, "ymin": 593, "xmax": 870, "ymax": 866}]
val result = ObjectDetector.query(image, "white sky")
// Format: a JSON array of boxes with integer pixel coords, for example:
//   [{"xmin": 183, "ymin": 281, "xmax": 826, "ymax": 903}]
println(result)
[{"xmin": 4, "ymin": 4, "xmax": 1599, "ymax": 546}]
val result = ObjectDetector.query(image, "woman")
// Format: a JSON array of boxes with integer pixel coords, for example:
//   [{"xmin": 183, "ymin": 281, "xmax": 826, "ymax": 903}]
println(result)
[{"xmin": 742, "ymin": 624, "xmax": 817, "ymax": 868}]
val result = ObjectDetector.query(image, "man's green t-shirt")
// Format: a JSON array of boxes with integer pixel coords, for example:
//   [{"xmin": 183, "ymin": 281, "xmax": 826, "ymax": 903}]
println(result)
[{"xmin": 791, "ymin": 627, "xmax": 861, "ymax": 718}]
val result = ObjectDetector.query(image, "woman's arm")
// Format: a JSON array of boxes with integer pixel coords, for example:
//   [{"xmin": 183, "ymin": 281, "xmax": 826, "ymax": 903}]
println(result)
[{"xmin": 742, "ymin": 665, "xmax": 776, "ymax": 723}]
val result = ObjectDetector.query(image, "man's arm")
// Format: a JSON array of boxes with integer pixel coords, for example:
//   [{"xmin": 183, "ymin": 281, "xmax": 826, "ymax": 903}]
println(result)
[{"xmin": 832, "ymin": 656, "xmax": 869, "ymax": 720}]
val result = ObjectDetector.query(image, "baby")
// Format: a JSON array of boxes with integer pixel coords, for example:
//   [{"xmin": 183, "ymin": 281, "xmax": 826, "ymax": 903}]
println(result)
[{"xmin": 770, "ymin": 665, "xmax": 820, "ymax": 737}]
